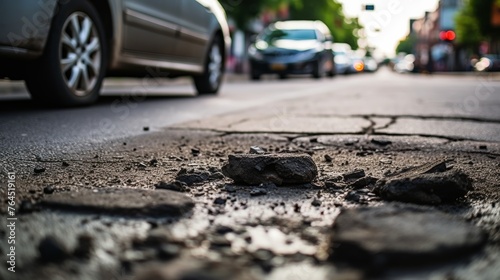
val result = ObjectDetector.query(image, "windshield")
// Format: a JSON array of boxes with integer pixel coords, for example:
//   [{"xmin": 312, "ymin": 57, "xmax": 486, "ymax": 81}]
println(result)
[{"xmin": 260, "ymin": 29, "xmax": 317, "ymax": 43}]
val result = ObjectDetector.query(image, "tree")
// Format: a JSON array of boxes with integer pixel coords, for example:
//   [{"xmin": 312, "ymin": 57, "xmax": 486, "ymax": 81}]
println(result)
[
  {"xmin": 219, "ymin": 0, "xmax": 300, "ymax": 30},
  {"xmin": 455, "ymin": 0, "xmax": 500, "ymax": 52},
  {"xmin": 395, "ymin": 35, "xmax": 416, "ymax": 54},
  {"xmin": 289, "ymin": 0, "xmax": 360, "ymax": 49}
]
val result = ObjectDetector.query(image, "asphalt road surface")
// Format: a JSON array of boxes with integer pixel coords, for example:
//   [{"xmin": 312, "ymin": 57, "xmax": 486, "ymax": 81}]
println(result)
[{"xmin": 1, "ymin": 68, "xmax": 499, "ymax": 163}]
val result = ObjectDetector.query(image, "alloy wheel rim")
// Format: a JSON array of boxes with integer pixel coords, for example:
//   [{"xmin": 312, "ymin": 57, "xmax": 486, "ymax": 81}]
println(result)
[
  {"xmin": 59, "ymin": 12, "xmax": 101, "ymax": 97},
  {"xmin": 208, "ymin": 44, "xmax": 222, "ymax": 89}
]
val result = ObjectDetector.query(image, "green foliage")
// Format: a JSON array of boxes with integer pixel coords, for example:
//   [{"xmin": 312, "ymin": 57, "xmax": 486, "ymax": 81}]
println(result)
[
  {"xmin": 220, "ymin": 0, "xmax": 361, "ymax": 49},
  {"xmin": 219, "ymin": 0, "xmax": 300, "ymax": 30},
  {"xmin": 395, "ymin": 35, "xmax": 416, "ymax": 54},
  {"xmin": 455, "ymin": 0, "xmax": 483, "ymax": 46},
  {"xmin": 455, "ymin": 0, "xmax": 500, "ymax": 47},
  {"xmin": 289, "ymin": 0, "xmax": 360, "ymax": 49}
]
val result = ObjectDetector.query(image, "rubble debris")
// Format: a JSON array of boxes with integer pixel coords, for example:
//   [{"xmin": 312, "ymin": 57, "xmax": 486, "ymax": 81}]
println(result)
[
  {"xmin": 38, "ymin": 236, "xmax": 69, "ymax": 263},
  {"xmin": 330, "ymin": 204, "xmax": 487, "ymax": 269},
  {"xmin": 250, "ymin": 188, "xmax": 267, "ymax": 196},
  {"xmin": 214, "ymin": 197, "xmax": 227, "ymax": 205},
  {"xmin": 43, "ymin": 186, "xmax": 55, "ymax": 194},
  {"xmin": 41, "ymin": 188, "xmax": 194, "ymax": 216},
  {"xmin": 62, "ymin": 161, "xmax": 70, "ymax": 167},
  {"xmin": 34, "ymin": 166, "xmax": 46, "ymax": 174},
  {"xmin": 143, "ymin": 126, "xmax": 150, "ymax": 131},
  {"xmin": 311, "ymin": 199, "xmax": 322, "ymax": 206},
  {"xmin": 370, "ymin": 138, "xmax": 392, "ymax": 146},
  {"xmin": 324, "ymin": 154, "xmax": 333, "ymax": 162},
  {"xmin": 175, "ymin": 169, "xmax": 211, "ymax": 186},
  {"xmin": 73, "ymin": 234, "xmax": 94, "ymax": 259},
  {"xmin": 155, "ymin": 181, "xmax": 187, "ymax": 192},
  {"xmin": 375, "ymin": 160, "xmax": 472, "ymax": 205},
  {"xmin": 249, "ymin": 146, "xmax": 266, "ymax": 154},
  {"xmin": 222, "ymin": 154, "xmax": 318, "ymax": 185},
  {"xmin": 342, "ymin": 169, "xmax": 366, "ymax": 181},
  {"xmin": 349, "ymin": 176, "xmax": 378, "ymax": 189}
]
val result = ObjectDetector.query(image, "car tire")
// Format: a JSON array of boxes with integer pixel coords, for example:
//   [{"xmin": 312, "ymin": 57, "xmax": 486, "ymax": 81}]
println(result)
[
  {"xmin": 194, "ymin": 35, "xmax": 224, "ymax": 95},
  {"xmin": 250, "ymin": 71, "xmax": 261, "ymax": 81},
  {"xmin": 25, "ymin": 0, "xmax": 107, "ymax": 107},
  {"xmin": 312, "ymin": 60, "xmax": 325, "ymax": 79}
]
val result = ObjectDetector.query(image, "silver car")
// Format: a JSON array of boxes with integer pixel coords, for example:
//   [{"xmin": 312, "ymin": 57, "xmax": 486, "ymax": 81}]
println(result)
[{"xmin": 0, "ymin": 0, "xmax": 230, "ymax": 106}]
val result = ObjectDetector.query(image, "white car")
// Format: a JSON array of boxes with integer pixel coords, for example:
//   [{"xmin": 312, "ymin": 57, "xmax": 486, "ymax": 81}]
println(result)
[{"xmin": 0, "ymin": 0, "xmax": 230, "ymax": 106}]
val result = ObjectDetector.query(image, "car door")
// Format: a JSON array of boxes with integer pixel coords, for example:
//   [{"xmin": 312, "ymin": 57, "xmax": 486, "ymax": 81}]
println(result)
[
  {"xmin": 122, "ymin": 0, "xmax": 181, "ymax": 58},
  {"xmin": 174, "ymin": 0, "xmax": 213, "ymax": 64}
]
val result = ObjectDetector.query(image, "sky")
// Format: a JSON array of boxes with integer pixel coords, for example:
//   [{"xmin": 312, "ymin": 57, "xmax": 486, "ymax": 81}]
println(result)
[{"xmin": 336, "ymin": 0, "xmax": 440, "ymax": 57}]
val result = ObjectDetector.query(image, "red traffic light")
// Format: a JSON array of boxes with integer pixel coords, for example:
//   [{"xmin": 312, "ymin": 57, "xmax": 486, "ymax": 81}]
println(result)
[{"xmin": 439, "ymin": 30, "xmax": 456, "ymax": 41}]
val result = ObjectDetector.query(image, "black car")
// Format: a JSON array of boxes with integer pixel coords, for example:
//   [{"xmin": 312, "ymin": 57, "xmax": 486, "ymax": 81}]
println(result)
[{"xmin": 248, "ymin": 20, "xmax": 335, "ymax": 80}]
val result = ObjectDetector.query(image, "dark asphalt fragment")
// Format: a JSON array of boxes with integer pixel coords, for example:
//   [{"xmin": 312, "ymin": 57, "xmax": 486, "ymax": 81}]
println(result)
[
  {"xmin": 349, "ymin": 176, "xmax": 378, "ymax": 189},
  {"xmin": 330, "ymin": 204, "xmax": 487, "ymax": 269},
  {"xmin": 38, "ymin": 236, "xmax": 69, "ymax": 263},
  {"xmin": 375, "ymin": 160, "xmax": 472, "ymax": 205},
  {"xmin": 41, "ymin": 188, "xmax": 194, "ymax": 216},
  {"xmin": 176, "ymin": 169, "xmax": 211, "ymax": 186},
  {"xmin": 43, "ymin": 185, "xmax": 55, "ymax": 194},
  {"xmin": 221, "ymin": 154, "xmax": 318, "ymax": 185},
  {"xmin": 155, "ymin": 181, "xmax": 187, "ymax": 192},
  {"xmin": 370, "ymin": 138, "xmax": 392, "ymax": 146},
  {"xmin": 34, "ymin": 166, "xmax": 46, "ymax": 174},
  {"xmin": 214, "ymin": 197, "xmax": 227, "ymax": 205},
  {"xmin": 342, "ymin": 169, "xmax": 365, "ymax": 181},
  {"xmin": 250, "ymin": 188, "xmax": 267, "ymax": 196}
]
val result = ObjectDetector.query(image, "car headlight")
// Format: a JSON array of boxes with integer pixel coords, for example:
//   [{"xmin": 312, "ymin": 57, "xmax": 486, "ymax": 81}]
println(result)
[{"xmin": 249, "ymin": 46, "xmax": 264, "ymax": 60}]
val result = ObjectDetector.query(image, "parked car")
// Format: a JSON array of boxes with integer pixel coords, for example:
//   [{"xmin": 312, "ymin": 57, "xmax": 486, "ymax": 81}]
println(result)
[
  {"xmin": 346, "ymin": 55, "xmax": 365, "ymax": 74},
  {"xmin": 248, "ymin": 20, "xmax": 335, "ymax": 80},
  {"xmin": 363, "ymin": 57, "xmax": 378, "ymax": 72},
  {"xmin": 332, "ymin": 43, "xmax": 352, "ymax": 75},
  {"xmin": 0, "ymin": 0, "xmax": 230, "ymax": 106},
  {"xmin": 474, "ymin": 54, "xmax": 500, "ymax": 72}
]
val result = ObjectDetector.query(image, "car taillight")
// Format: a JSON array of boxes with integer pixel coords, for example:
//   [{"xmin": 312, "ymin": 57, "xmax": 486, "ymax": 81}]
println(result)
[{"xmin": 354, "ymin": 62, "xmax": 364, "ymax": 72}]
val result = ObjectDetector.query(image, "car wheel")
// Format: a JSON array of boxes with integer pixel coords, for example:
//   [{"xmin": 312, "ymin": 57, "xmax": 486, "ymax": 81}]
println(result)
[
  {"xmin": 25, "ymin": 0, "xmax": 107, "ymax": 106},
  {"xmin": 194, "ymin": 35, "xmax": 224, "ymax": 94},
  {"xmin": 327, "ymin": 63, "xmax": 336, "ymax": 77},
  {"xmin": 312, "ymin": 60, "xmax": 325, "ymax": 79},
  {"xmin": 250, "ymin": 71, "xmax": 261, "ymax": 81}
]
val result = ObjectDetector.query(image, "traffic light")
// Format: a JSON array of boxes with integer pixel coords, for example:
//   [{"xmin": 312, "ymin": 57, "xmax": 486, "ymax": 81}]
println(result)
[{"xmin": 439, "ymin": 30, "xmax": 456, "ymax": 41}]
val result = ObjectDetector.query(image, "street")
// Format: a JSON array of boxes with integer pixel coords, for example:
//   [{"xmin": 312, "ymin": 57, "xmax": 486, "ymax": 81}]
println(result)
[
  {"xmin": 1, "ymin": 68, "xmax": 500, "ymax": 279},
  {"xmin": 1, "ymin": 68, "xmax": 499, "ymax": 161}
]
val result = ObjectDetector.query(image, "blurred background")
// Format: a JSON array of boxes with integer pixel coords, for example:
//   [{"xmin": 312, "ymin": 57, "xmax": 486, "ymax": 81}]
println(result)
[{"xmin": 220, "ymin": 0, "xmax": 500, "ymax": 75}]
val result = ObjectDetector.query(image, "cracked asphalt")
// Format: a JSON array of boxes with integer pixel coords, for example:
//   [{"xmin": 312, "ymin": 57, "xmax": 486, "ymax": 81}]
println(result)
[{"xmin": 1, "ymin": 68, "xmax": 500, "ymax": 279}]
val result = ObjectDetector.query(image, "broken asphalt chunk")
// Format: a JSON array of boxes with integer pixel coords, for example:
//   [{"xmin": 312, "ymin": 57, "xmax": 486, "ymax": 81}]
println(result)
[
  {"xmin": 330, "ymin": 204, "xmax": 487, "ymax": 269},
  {"xmin": 41, "ymin": 188, "xmax": 194, "ymax": 217},
  {"xmin": 342, "ymin": 169, "xmax": 366, "ymax": 181},
  {"xmin": 175, "ymin": 169, "xmax": 211, "ymax": 186},
  {"xmin": 375, "ymin": 160, "xmax": 472, "ymax": 205},
  {"xmin": 221, "ymin": 154, "xmax": 318, "ymax": 185}
]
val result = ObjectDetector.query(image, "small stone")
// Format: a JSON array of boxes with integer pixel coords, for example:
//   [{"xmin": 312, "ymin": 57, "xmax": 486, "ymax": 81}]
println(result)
[
  {"xmin": 250, "ymin": 188, "xmax": 267, "ymax": 196},
  {"xmin": 155, "ymin": 181, "xmax": 186, "ymax": 192},
  {"xmin": 380, "ymin": 159, "xmax": 392, "ymax": 164},
  {"xmin": 224, "ymin": 185, "xmax": 237, "ymax": 193},
  {"xmin": 74, "ymin": 234, "xmax": 94, "ymax": 259},
  {"xmin": 371, "ymin": 138, "xmax": 392, "ymax": 146},
  {"xmin": 479, "ymin": 145, "xmax": 487, "ymax": 150},
  {"xmin": 349, "ymin": 176, "xmax": 378, "ymax": 189},
  {"xmin": 214, "ymin": 197, "xmax": 227, "ymax": 205},
  {"xmin": 149, "ymin": 158, "xmax": 158, "ymax": 167},
  {"xmin": 176, "ymin": 170, "xmax": 210, "ymax": 186},
  {"xmin": 43, "ymin": 186, "xmax": 55, "ymax": 194},
  {"xmin": 215, "ymin": 225, "xmax": 234, "ymax": 234},
  {"xmin": 38, "ymin": 236, "xmax": 68, "ymax": 263},
  {"xmin": 342, "ymin": 169, "xmax": 365, "ymax": 181},
  {"xmin": 222, "ymin": 154, "xmax": 318, "ymax": 185},
  {"xmin": 249, "ymin": 146, "xmax": 266, "ymax": 154},
  {"xmin": 62, "ymin": 161, "xmax": 70, "ymax": 167},
  {"xmin": 311, "ymin": 199, "xmax": 322, "ymax": 206},
  {"xmin": 345, "ymin": 191, "xmax": 363, "ymax": 203},
  {"xmin": 157, "ymin": 244, "xmax": 180, "ymax": 260},
  {"xmin": 191, "ymin": 148, "xmax": 201, "ymax": 156},
  {"xmin": 324, "ymin": 154, "xmax": 333, "ymax": 162},
  {"xmin": 34, "ymin": 166, "xmax": 46, "ymax": 174},
  {"xmin": 330, "ymin": 204, "xmax": 487, "ymax": 268},
  {"xmin": 143, "ymin": 126, "xmax": 150, "ymax": 131}
]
